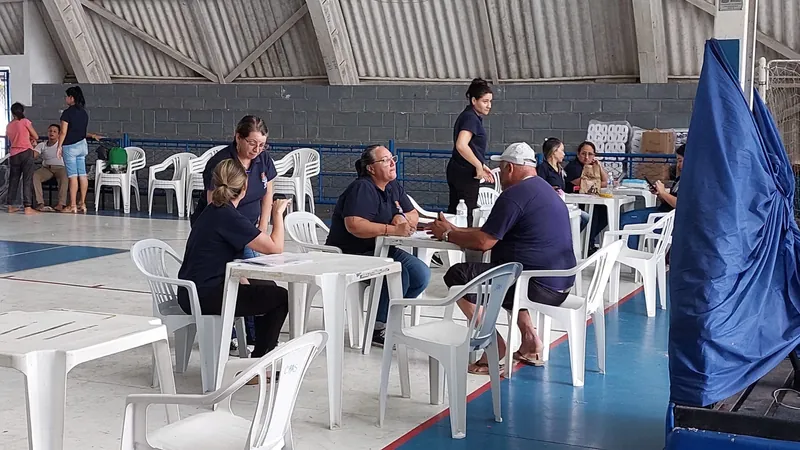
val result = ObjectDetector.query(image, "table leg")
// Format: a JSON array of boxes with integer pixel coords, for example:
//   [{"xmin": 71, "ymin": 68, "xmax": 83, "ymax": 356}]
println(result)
[
  {"xmin": 320, "ymin": 276, "xmax": 347, "ymax": 429},
  {"xmin": 362, "ymin": 275, "xmax": 384, "ymax": 356},
  {"xmin": 570, "ymin": 213, "xmax": 581, "ymax": 260},
  {"xmin": 583, "ymin": 204, "xmax": 595, "ymax": 259},
  {"xmin": 288, "ymin": 282, "xmax": 305, "ymax": 339},
  {"xmin": 22, "ymin": 353, "xmax": 68, "ymax": 450},
  {"xmin": 215, "ymin": 272, "xmax": 240, "ymax": 392},
  {"xmin": 152, "ymin": 337, "xmax": 180, "ymax": 423}
]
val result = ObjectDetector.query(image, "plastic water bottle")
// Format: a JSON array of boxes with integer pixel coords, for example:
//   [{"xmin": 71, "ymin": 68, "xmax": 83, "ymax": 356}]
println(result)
[{"xmin": 456, "ymin": 199, "xmax": 468, "ymax": 227}]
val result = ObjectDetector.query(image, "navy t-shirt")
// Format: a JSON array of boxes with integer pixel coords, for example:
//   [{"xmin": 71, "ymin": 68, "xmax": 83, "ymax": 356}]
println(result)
[
  {"xmin": 326, "ymin": 177, "xmax": 414, "ymax": 255},
  {"xmin": 60, "ymin": 106, "xmax": 89, "ymax": 146},
  {"xmin": 179, "ymin": 203, "xmax": 260, "ymax": 293},
  {"xmin": 191, "ymin": 144, "xmax": 278, "ymax": 225},
  {"xmin": 658, "ymin": 176, "xmax": 680, "ymax": 212},
  {"xmin": 481, "ymin": 176, "xmax": 577, "ymax": 291},
  {"xmin": 451, "ymin": 106, "xmax": 487, "ymax": 166},
  {"xmin": 537, "ymin": 161, "xmax": 566, "ymax": 191},
  {"xmin": 563, "ymin": 159, "xmax": 584, "ymax": 192}
]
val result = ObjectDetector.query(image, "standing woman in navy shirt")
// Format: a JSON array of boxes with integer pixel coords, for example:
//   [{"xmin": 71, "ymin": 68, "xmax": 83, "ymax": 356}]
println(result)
[
  {"xmin": 447, "ymin": 78, "xmax": 494, "ymax": 224},
  {"xmin": 326, "ymin": 145, "xmax": 431, "ymax": 347},
  {"xmin": 178, "ymin": 159, "xmax": 290, "ymax": 362},
  {"xmin": 57, "ymin": 86, "xmax": 90, "ymax": 213},
  {"xmin": 191, "ymin": 115, "xmax": 278, "ymax": 249}
]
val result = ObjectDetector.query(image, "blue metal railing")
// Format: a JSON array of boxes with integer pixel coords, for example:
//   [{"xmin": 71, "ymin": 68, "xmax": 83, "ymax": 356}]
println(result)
[{"xmin": 84, "ymin": 134, "xmax": 680, "ymax": 210}]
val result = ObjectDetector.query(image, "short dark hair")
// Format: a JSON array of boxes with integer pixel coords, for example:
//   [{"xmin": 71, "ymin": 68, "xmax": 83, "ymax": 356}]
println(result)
[
  {"xmin": 354, "ymin": 145, "xmax": 382, "ymax": 177},
  {"xmin": 676, "ymin": 144, "xmax": 686, "ymax": 156},
  {"xmin": 466, "ymin": 78, "xmax": 492, "ymax": 102},
  {"xmin": 65, "ymin": 86, "xmax": 86, "ymax": 107},
  {"xmin": 48, "ymin": 123, "xmax": 61, "ymax": 131},
  {"xmin": 10, "ymin": 102, "xmax": 24, "ymax": 120},
  {"xmin": 576, "ymin": 141, "xmax": 597, "ymax": 154}
]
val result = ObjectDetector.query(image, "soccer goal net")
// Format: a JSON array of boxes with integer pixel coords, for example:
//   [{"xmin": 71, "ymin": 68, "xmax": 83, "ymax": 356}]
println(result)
[{"xmin": 764, "ymin": 59, "xmax": 800, "ymax": 222}]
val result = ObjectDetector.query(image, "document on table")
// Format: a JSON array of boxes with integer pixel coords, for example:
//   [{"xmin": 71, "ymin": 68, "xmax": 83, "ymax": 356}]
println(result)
[
  {"xmin": 411, "ymin": 231, "xmax": 435, "ymax": 240},
  {"xmin": 239, "ymin": 253, "xmax": 313, "ymax": 267}
]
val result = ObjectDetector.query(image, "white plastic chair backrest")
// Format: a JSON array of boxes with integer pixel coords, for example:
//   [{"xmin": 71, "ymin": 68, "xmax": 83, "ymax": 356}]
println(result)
[
  {"xmin": 491, "ymin": 168, "xmax": 501, "ymax": 192},
  {"xmin": 218, "ymin": 331, "xmax": 328, "ymax": 449},
  {"xmin": 289, "ymin": 148, "xmax": 320, "ymax": 178},
  {"xmin": 161, "ymin": 152, "xmax": 196, "ymax": 181},
  {"xmin": 446, "ymin": 262, "xmax": 522, "ymax": 346},
  {"xmin": 478, "ymin": 187, "xmax": 499, "ymax": 208},
  {"xmin": 406, "ymin": 194, "xmax": 436, "ymax": 219},
  {"xmin": 188, "ymin": 145, "xmax": 226, "ymax": 173},
  {"xmin": 472, "ymin": 207, "xmax": 491, "ymax": 227},
  {"xmin": 583, "ymin": 240, "xmax": 625, "ymax": 312},
  {"xmin": 649, "ymin": 210, "xmax": 676, "ymax": 257},
  {"xmin": 285, "ymin": 212, "xmax": 328, "ymax": 246},
  {"xmin": 125, "ymin": 147, "xmax": 147, "ymax": 172},
  {"xmin": 273, "ymin": 154, "xmax": 293, "ymax": 177},
  {"xmin": 130, "ymin": 239, "xmax": 185, "ymax": 316}
]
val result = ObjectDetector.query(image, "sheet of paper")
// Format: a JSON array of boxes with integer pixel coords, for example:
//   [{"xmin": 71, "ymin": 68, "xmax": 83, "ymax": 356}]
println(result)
[
  {"xmin": 239, "ymin": 253, "xmax": 313, "ymax": 268},
  {"xmin": 411, "ymin": 231, "xmax": 435, "ymax": 240}
]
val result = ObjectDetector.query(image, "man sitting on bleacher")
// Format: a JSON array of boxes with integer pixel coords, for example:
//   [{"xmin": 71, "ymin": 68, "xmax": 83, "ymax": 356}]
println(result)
[{"xmin": 33, "ymin": 124, "xmax": 68, "ymax": 212}]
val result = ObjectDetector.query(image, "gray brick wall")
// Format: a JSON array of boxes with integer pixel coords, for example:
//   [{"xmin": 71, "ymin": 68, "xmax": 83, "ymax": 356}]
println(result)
[
  {"xmin": 28, "ymin": 82, "xmax": 695, "ymax": 208},
  {"xmin": 28, "ymin": 82, "xmax": 695, "ymax": 153}
]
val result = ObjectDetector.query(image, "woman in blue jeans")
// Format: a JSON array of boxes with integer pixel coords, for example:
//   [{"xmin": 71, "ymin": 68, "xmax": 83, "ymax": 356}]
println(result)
[
  {"xmin": 57, "ymin": 86, "xmax": 90, "ymax": 213},
  {"xmin": 326, "ymin": 145, "xmax": 431, "ymax": 347},
  {"xmin": 619, "ymin": 144, "xmax": 684, "ymax": 248}
]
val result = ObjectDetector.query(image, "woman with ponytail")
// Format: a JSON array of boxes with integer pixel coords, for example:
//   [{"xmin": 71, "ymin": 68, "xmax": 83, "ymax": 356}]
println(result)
[
  {"xmin": 177, "ymin": 159, "xmax": 290, "ymax": 365},
  {"xmin": 447, "ymin": 77, "xmax": 494, "ymax": 225},
  {"xmin": 326, "ymin": 145, "xmax": 430, "ymax": 347}
]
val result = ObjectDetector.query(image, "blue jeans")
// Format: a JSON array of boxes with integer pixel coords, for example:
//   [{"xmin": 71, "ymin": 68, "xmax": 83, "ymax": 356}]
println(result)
[
  {"xmin": 233, "ymin": 247, "xmax": 258, "ymax": 341},
  {"xmin": 619, "ymin": 207, "xmax": 660, "ymax": 249},
  {"xmin": 376, "ymin": 247, "xmax": 431, "ymax": 324}
]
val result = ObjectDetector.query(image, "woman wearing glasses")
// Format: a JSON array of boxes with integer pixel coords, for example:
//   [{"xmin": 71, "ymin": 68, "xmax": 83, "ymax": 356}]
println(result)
[
  {"xmin": 190, "ymin": 115, "xmax": 278, "ymax": 349},
  {"xmin": 326, "ymin": 145, "xmax": 431, "ymax": 347}
]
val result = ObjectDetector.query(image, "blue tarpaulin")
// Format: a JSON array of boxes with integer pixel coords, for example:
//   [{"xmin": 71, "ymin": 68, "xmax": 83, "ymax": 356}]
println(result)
[{"xmin": 668, "ymin": 39, "xmax": 800, "ymax": 407}]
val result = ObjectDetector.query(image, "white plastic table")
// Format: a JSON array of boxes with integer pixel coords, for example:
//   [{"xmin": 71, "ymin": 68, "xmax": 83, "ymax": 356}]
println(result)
[
  {"xmin": 217, "ymin": 252, "xmax": 402, "ymax": 430},
  {"xmin": 614, "ymin": 187, "xmax": 657, "ymax": 208},
  {"xmin": 0, "ymin": 309, "xmax": 178, "ymax": 450},
  {"xmin": 564, "ymin": 194, "xmax": 635, "ymax": 258}
]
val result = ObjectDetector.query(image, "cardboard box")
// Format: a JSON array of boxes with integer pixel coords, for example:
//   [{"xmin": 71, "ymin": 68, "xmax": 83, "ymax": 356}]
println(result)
[{"xmin": 641, "ymin": 129, "xmax": 676, "ymax": 154}]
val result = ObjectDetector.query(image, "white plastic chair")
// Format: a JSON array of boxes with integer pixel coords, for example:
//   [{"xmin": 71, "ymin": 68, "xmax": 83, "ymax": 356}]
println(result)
[
  {"xmin": 477, "ymin": 187, "xmax": 499, "ymax": 208},
  {"xmin": 284, "ymin": 211, "xmax": 368, "ymax": 349},
  {"xmin": 491, "ymin": 167, "xmax": 501, "ymax": 192},
  {"xmin": 148, "ymin": 153, "xmax": 195, "ymax": 217},
  {"xmin": 273, "ymin": 149, "xmax": 319, "ymax": 214},
  {"xmin": 185, "ymin": 145, "xmax": 226, "ymax": 216},
  {"xmin": 95, "ymin": 146, "xmax": 146, "ymax": 214},
  {"xmin": 504, "ymin": 240, "xmax": 624, "ymax": 386},
  {"xmin": 130, "ymin": 239, "xmax": 247, "ymax": 393},
  {"xmin": 603, "ymin": 211, "xmax": 676, "ymax": 317},
  {"xmin": 120, "ymin": 331, "xmax": 328, "ymax": 450},
  {"xmin": 379, "ymin": 262, "xmax": 523, "ymax": 439}
]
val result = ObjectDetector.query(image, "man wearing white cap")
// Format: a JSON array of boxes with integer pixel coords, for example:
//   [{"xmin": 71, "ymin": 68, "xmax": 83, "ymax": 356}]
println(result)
[{"xmin": 429, "ymin": 142, "xmax": 576, "ymax": 375}]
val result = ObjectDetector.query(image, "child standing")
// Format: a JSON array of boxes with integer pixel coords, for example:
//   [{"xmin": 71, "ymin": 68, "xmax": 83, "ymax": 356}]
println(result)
[{"xmin": 5, "ymin": 102, "xmax": 39, "ymax": 214}]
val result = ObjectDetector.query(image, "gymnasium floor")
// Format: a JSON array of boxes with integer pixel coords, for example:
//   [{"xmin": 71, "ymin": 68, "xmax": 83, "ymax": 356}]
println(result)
[{"xmin": 0, "ymin": 212, "xmax": 666, "ymax": 450}]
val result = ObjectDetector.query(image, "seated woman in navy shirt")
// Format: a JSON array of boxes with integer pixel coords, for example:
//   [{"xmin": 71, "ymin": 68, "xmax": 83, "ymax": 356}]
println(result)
[
  {"xmin": 178, "ymin": 158, "xmax": 290, "ymax": 362},
  {"xmin": 326, "ymin": 145, "xmax": 431, "ymax": 347},
  {"xmin": 538, "ymin": 137, "xmax": 590, "ymax": 230}
]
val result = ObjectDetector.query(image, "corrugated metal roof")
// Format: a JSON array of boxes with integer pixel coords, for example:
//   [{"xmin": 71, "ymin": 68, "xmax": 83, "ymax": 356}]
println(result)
[
  {"xmin": 23, "ymin": 0, "xmax": 800, "ymax": 83},
  {"xmin": 0, "ymin": 1, "xmax": 24, "ymax": 55},
  {"xmin": 81, "ymin": 0, "xmax": 325, "ymax": 80}
]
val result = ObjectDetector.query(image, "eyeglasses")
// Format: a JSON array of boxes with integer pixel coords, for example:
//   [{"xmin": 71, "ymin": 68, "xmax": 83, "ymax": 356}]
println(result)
[
  {"xmin": 244, "ymin": 138, "xmax": 269, "ymax": 150},
  {"xmin": 372, "ymin": 155, "xmax": 398, "ymax": 165}
]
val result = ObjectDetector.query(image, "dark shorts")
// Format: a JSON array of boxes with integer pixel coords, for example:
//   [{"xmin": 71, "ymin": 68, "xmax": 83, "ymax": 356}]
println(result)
[{"xmin": 444, "ymin": 262, "xmax": 569, "ymax": 310}]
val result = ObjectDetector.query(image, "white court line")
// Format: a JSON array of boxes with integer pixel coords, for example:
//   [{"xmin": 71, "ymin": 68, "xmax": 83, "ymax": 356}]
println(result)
[{"xmin": 0, "ymin": 245, "xmax": 70, "ymax": 259}]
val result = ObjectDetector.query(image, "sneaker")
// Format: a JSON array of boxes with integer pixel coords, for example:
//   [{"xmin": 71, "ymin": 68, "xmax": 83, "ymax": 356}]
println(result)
[
  {"xmin": 229, "ymin": 339, "xmax": 239, "ymax": 356},
  {"xmin": 430, "ymin": 254, "xmax": 443, "ymax": 268},
  {"xmin": 372, "ymin": 329, "xmax": 386, "ymax": 348}
]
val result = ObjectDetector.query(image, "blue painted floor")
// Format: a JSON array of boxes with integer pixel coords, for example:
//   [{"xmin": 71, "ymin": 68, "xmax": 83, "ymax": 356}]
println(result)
[
  {"xmin": 399, "ymin": 292, "xmax": 669, "ymax": 450},
  {"xmin": 0, "ymin": 240, "xmax": 126, "ymax": 274}
]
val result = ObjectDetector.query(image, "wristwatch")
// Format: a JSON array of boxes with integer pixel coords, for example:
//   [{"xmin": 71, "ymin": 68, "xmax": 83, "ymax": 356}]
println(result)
[{"xmin": 442, "ymin": 230, "xmax": 451, "ymax": 242}]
